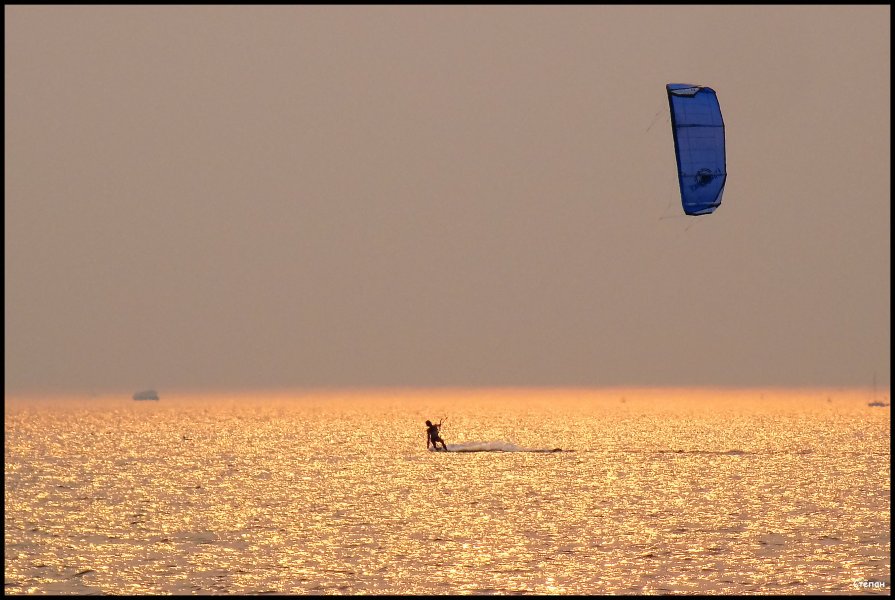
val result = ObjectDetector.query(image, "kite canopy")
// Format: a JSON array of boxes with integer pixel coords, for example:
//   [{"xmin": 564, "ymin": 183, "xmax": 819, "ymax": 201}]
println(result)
[{"xmin": 666, "ymin": 83, "xmax": 726, "ymax": 216}]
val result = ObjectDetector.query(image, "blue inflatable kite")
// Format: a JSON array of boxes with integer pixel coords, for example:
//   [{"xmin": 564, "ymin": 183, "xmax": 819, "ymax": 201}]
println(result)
[{"xmin": 666, "ymin": 84, "xmax": 726, "ymax": 216}]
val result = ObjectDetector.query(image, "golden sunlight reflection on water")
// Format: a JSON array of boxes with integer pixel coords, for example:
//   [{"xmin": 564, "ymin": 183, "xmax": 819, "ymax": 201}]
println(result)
[{"xmin": 4, "ymin": 388, "xmax": 891, "ymax": 594}]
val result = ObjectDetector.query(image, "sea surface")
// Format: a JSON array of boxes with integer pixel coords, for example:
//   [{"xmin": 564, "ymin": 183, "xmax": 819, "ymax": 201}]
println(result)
[{"xmin": 4, "ymin": 388, "xmax": 891, "ymax": 595}]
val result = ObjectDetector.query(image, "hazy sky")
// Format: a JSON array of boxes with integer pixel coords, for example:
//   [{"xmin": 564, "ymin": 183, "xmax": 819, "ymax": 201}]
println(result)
[{"xmin": 5, "ymin": 6, "xmax": 890, "ymax": 394}]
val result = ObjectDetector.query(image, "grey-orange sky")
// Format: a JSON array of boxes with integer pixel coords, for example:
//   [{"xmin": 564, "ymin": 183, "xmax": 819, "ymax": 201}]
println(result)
[{"xmin": 5, "ymin": 5, "xmax": 890, "ymax": 394}]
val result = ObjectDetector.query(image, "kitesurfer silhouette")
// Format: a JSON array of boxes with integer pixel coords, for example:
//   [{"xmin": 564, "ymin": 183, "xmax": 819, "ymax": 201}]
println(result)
[{"xmin": 426, "ymin": 419, "xmax": 447, "ymax": 451}]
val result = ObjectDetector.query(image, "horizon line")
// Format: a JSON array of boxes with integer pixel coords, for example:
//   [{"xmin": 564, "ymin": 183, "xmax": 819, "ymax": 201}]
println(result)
[{"xmin": 5, "ymin": 383, "xmax": 889, "ymax": 401}]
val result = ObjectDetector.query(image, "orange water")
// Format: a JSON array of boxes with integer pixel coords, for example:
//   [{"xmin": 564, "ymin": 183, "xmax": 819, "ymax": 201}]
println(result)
[{"xmin": 4, "ymin": 388, "xmax": 890, "ymax": 594}]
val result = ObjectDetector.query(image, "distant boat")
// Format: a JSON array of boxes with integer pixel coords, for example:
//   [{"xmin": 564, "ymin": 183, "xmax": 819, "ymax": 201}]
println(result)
[
  {"xmin": 867, "ymin": 372, "xmax": 888, "ymax": 407},
  {"xmin": 132, "ymin": 389, "xmax": 159, "ymax": 401}
]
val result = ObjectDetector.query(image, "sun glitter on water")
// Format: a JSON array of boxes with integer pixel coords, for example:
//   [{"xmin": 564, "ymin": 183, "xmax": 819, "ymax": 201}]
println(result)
[{"xmin": 4, "ymin": 387, "xmax": 890, "ymax": 594}]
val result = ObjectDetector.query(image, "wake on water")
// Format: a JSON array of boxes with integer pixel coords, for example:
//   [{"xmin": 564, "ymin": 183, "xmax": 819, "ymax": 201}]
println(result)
[
  {"xmin": 429, "ymin": 441, "xmax": 567, "ymax": 453},
  {"xmin": 428, "ymin": 443, "xmax": 753, "ymax": 455}
]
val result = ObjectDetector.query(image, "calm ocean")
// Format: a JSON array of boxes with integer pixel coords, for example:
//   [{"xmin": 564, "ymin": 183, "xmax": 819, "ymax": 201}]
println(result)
[{"xmin": 4, "ymin": 388, "xmax": 890, "ymax": 595}]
